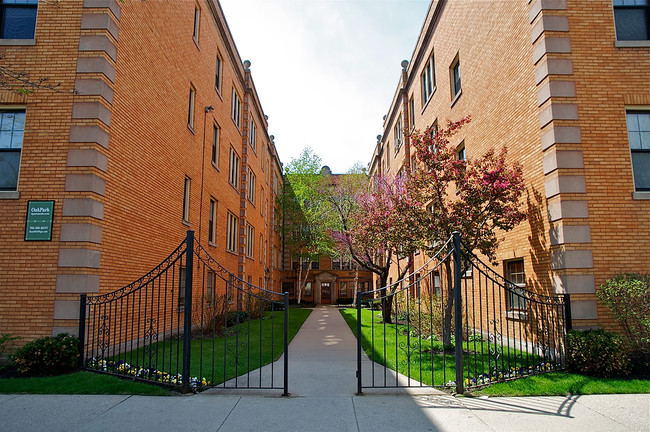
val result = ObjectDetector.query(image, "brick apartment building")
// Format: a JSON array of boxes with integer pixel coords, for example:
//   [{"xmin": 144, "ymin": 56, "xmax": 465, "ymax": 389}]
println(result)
[
  {"xmin": 370, "ymin": 0, "xmax": 649, "ymax": 330},
  {"xmin": 0, "ymin": 0, "xmax": 286, "ymax": 342}
]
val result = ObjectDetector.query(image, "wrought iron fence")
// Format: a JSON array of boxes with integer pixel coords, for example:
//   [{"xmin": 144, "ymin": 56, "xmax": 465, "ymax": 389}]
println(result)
[
  {"xmin": 79, "ymin": 231, "xmax": 289, "ymax": 394},
  {"xmin": 356, "ymin": 232, "xmax": 571, "ymax": 394}
]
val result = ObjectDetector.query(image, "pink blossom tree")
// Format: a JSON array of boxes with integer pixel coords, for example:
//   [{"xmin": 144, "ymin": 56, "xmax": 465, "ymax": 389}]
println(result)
[{"xmin": 409, "ymin": 117, "xmax": 527, "ymax": 344}]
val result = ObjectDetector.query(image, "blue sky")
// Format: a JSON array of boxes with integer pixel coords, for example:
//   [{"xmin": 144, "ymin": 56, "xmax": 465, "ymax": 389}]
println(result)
[{"xmin": 219, "ymin": 0, "xmax": 431, "ymax": 173}]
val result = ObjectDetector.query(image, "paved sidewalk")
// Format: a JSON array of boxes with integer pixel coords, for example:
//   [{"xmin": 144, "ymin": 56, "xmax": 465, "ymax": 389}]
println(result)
[{"xmin": 1, "ymin": 306, "xmax": 649, "ymax": 431}]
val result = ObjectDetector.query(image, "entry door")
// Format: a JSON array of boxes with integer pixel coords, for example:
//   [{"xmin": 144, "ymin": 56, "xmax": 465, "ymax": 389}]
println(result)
[{"xmin": 321, "ymin": 282, "xmax": 331, "ymax": 304}]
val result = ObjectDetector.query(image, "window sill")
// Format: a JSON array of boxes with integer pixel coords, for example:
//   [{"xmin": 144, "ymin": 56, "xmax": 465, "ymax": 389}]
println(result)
[
  {"xmin": 505, "ymin": 310, "xmax": 528, "ymax": 321},
  {"xmin": 187, "ymin": 125, "xmax": 195, "ymax": 135},
  {"xmin": 0, "ymin": 191, "xmax": 20, "ymax": 199},
  {"xmin": 211, "ymin": 161, "xmax": 219, "ymax": 171},
  {"xmin": 208, "ymin": 241, "xmax": 217, "ymax": 247},
  {"xmin": 215, "ymin": 87, "xmax": 222, "ymax": 100},
  {"xmin": 193, "ymin": 37, "xmax": 200, "ymax": 50},
  {"xmin": 615, "ymin": 40, "xmax": 650, "ymax": 48},
  {"xmin": 450, "ymin": 89, "xmax": 462, "ymax": 108},
  {"xmin": 0, "ymin": 38, "xmax": 35, "ymax": 46},
  {"xmin": 633, "ymin": 191, "xmax": 650, "ymax": 200},
  {"xmin": 182, "ymin": 220, "xmax": 191, "ymax": 227}
]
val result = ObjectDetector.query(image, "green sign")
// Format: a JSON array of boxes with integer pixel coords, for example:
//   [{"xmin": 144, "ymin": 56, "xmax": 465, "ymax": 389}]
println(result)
[{"xmin": 25, "ymin": 200, "xmax": 55, "ymax": 241}]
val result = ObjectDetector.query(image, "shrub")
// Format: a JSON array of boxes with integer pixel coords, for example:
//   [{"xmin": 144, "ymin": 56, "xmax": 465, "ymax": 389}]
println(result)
[
  {"xmin": 0, "ymin": 333, "xmax": 20, "ymax": 358},
  {"xmin": 566, "ymin": 329, "xmax": 630, "ymax": 377},
  {"xmin": 597, "ymin": 273, "xmax": 650, "ymax": 356},
  {"xmin": 11, "ymin": 334, "xmax": 79, "ymax": 376}
]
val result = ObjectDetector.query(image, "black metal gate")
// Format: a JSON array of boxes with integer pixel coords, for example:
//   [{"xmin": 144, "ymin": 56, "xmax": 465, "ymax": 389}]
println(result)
[
  {"xmin": 356, "ymin": 232, "xmax": 571, "ymax": 394},
  {"xmin": 78, "ymin": 231, "xmax": 289, "ymax": 394}
]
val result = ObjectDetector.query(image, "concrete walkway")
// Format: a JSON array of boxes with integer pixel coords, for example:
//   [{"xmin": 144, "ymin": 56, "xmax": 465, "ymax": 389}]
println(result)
[{"xmin": 1, "ymin": 306, "xmax": 649, "ymax": 431}]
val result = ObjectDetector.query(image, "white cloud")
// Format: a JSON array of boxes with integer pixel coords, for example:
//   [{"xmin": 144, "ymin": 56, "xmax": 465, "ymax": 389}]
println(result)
[{"xmin": 219, "ymin": 0, "xmax": 430, "ymax": 173}]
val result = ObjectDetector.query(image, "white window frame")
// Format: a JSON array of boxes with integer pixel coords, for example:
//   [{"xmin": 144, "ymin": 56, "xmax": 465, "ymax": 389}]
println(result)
[
  {"xmin": 246, "ymin": 223, "xmax": 254, "ymax": 258},
  {"xmin": 421, "ymin": 52, "xmax": 436, "ymax": 104},
  {"xmin": 229, "ymin": 147, "xmax": 240, "ymax": 189},
  {"xmin": 226, "ymin": 211, "xmax": 238, "ymax": 253},
  {"xmin": 212, "ymin": 123, "xmax": 220, "ymax": 167},
  {"xmin": 0, "ymin": 110, "xmax": 25, "ymax": 193},
  {"xmin": 450, "ymin": 55, "xmax": 462, "ymax": 101},
  {"xmin": 249, "ymin": 119, "xmax": 256, "ymax": 152},
  {"xmin": 626, "ymin": 110, "xmax": 650, "ymax": 193},
  {"xmin": 192, "ymin": 4, "xmax": 200, "ymax": 45},
  {"xmin": 247, "ymin": 169, "xmax": 256, "ymax": 205},
  {"xmin": 188, "ymin": 85, "xmax": 196, "ymax": 130},
  {"xmin": 231, "ymin": 88, "xmax": 242, "ymax": 129},
  {"xmin": 183, "ymin": 176, "xmax": 191, "ymax": 222},
  {"xmin": 394, "ymin": 116, "xmax": 403, "ymax": 153},
  {"xmin": 215, "ymin": 52, "xmax": 223, "ymax": 93},
  {"xmin": 208, "ymin": 198, "xmax": 217, "ymax": 244}
]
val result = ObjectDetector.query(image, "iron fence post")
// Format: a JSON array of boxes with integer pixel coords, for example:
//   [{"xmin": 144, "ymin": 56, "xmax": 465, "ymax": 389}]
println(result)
[
  {"xmin": 452, "ymin": 231, "xmax": 464, "ymax": 394},
  {"xmin": 356, "ymin": 291, "xmax": 363, "ymax": 395},
  {"xmin": 563, "ymin": 294, "xmax": 572, "ymax": 332},
  {"xmin": 283, "ymin": 292, "xmax": 290, "ymax": 396},
  {"xmin": 182, "ymin": 230, "xmax": 194, "ymax": 393},
  {"xmin": 78, "ymin": 293, "xmax": 87, "ymax": 369}
]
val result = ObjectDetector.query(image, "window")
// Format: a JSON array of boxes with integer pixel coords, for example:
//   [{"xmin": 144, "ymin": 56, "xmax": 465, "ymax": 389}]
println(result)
[
  {"xmin": 188, "ymin": 85, "xmax": 196, "ymax": 130},
  {"xmin": 613, "ymin": 0, "xmax": 650, "ymax": 40},
  {"xmin": 409, "ymin": 96, "xmax": 415, "ymax": 129},
  {"xmin": 182, "ymin": 176, "xmax": 191, "ymax": 222},
  {"xmin": 206, "ymin": 270, "xmax": 215, "ymax": 301},
  {"xmin": 304, "ymin": 282, "xmax": 312, "ymax": 297},
  {"xmin": 259, "ymin": 234, "xmax": 263, "ymax": 262},
  {"xmin": 450, "ymin": 55, "xmax": 461, "ymax": 100},
  {"xmin": 282, "ymin": 281, "xmax": 295, "ymax": 296},
  {"xmin": 247, "ymin": 169, "xmax": 256, "ymax": 204},
  {"xmin": 226, "ymin": 211, "xmax": 238, "ymax": 253},
  {"xmin": 260, "ymin": 188, "xmax": 264, "ymax": 215},
  {"xmin": 506, "ymin": 259, "xmax": 527, "ymax": 311},
  {"xmin": 394, "ymin": 116, "xmax": 403, "ymax": 152},
  {"xmin": 178, "ymin": 266, "xmax": 186, "ymax": 308},
  {"xmin": 227, "ymin": 274, "xmax": 235, "ymax": 303},
  {"xmin": 215, "ymin": 52, "xmax": 223, "ymax": 92},
  {"xmin": 626, "ymin": 111, "xmax": 650, "ymax": 191},
  {"xmin": 208, "ymin": 198, "xmax": 217, "ymax": 244},
  {"xmin": 192, "ymin": 4, "xmax": 200, "ymax": 44},
  {"xmin": 339, "ymin": 282, "xmax": 348, "ymax": 297},
  {"xmin": 246, "ymin": 223, "xmax": 254, "ymax": 258},
  {"xmin": 0, "ymin": 110, "xmax": 25, "ymax": 191},
  {"xmin": 231, "ymin": 88, "xmax": 242, "ymax": 129},
  {"xmin": 211, "ymin": 123, "xmax": 220, "ymax": 167},
  {"xmin": 0, "ymin": 0, "xmax": 37, "ymax": 39},
  {"xmin": 229, "ymin": 147, "xmax": 240, "ymax": 188},
  {"xmin": 311, "ymin": 256, "xmax": 320, "ymax": 270},
  {"xmin": 249, "ymin": 119, "xmax": 256, "ymax": 152},
  {"xmin": 457, "ymin": 142, "xmax": 465, "ymax": 162},
  {"xmin": 421, "ymin": 52, "xmax": 436, "ymax": 104},
  {"xmin": 386, "ymin": 143, "xmax": 390, "ymax": 168}
]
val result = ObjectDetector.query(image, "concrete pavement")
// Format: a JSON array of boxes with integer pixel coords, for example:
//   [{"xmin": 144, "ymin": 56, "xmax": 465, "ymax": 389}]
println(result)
[{"xmin": 1, "ymin": 306, "xmax": 649, "ymax": 431}]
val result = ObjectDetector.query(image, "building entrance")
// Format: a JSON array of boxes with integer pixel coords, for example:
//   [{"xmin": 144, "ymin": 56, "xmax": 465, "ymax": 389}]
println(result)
[{"xmin": 321, "ymin": 282, "xmax": 331, "ymax": 304}]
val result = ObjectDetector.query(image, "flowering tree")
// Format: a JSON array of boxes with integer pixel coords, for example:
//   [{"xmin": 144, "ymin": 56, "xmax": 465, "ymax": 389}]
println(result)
[
  {"xmin": 409, "ymin": 117, "xmax": 527, "ymax": 344},
  {"xmin": 329, "ymin": 173, "xmax": 427, "ymax": 323}
]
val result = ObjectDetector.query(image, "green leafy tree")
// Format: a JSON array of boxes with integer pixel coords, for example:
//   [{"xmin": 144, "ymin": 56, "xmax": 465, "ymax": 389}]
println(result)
[{"xmin": 281, "ymin": 148, "xmax": 334, "ymax": 303}]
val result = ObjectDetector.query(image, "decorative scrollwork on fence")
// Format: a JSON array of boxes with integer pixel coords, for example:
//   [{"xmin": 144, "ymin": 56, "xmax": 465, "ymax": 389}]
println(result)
[
  {"xmin": 225, "ymin": 326, "xmax": 249, "ymax": 368},
  {"xmin": 143, "ymin": 317, "xmax": 158, "ymax": 371},
  {"xmin": 488, "ymin": 319, "xmax": 503, "ymax": 366},
  {"xmin": 86, "ymin": 240, "xmax": 186, "ymax": 305},
  {"xmin": 398, "ymin": 340, "xmax": 422, "ymax": 366},
  {"xmin": 97, "ymin": 314, "xmax": 110, "ymax": 357}
]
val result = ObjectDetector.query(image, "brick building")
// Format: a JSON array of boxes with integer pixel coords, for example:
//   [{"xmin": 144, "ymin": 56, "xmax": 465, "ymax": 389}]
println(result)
[
  {"xmin": 370, "ymin": 0, "xmax": 649, "ymax": 330},
  {"xmin": 0, "ymin": 0, "xmax": 285, "ymax": 342}
]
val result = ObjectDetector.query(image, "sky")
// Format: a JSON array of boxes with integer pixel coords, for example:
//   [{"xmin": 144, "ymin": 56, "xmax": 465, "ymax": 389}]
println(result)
[{"xmin": 218, "ymin": 0, "xmax": 431, "ymax": 174}]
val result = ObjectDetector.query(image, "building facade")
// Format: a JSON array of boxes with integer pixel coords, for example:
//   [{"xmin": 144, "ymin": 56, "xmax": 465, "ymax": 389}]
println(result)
[
  {"xmin": 370, "ymin": 0, "xmax": 650, "ymax": 330},
  {"xmin": 0, "ymin": 0, "xmax": 285, "ymax": 342}
]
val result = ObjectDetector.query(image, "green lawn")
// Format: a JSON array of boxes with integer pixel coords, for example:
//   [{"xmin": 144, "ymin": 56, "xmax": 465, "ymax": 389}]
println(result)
[
  {"xmin": 341, "ymin": 308, "xmax": 650, "ymax": 396},
  {"xmin": 474, "ymin": 372, "xmax": 650, "ymax": 396},
  {"xmin": 341, "ymin": 308, "xmax": 551, "ymax": 389},
  {"xmin": 0, "ymin": 371, "xmax": 172, "ymax": 395},
  {"xmin": 88, "ymin": 308, "xmax": 311, "ymax": 388}
]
